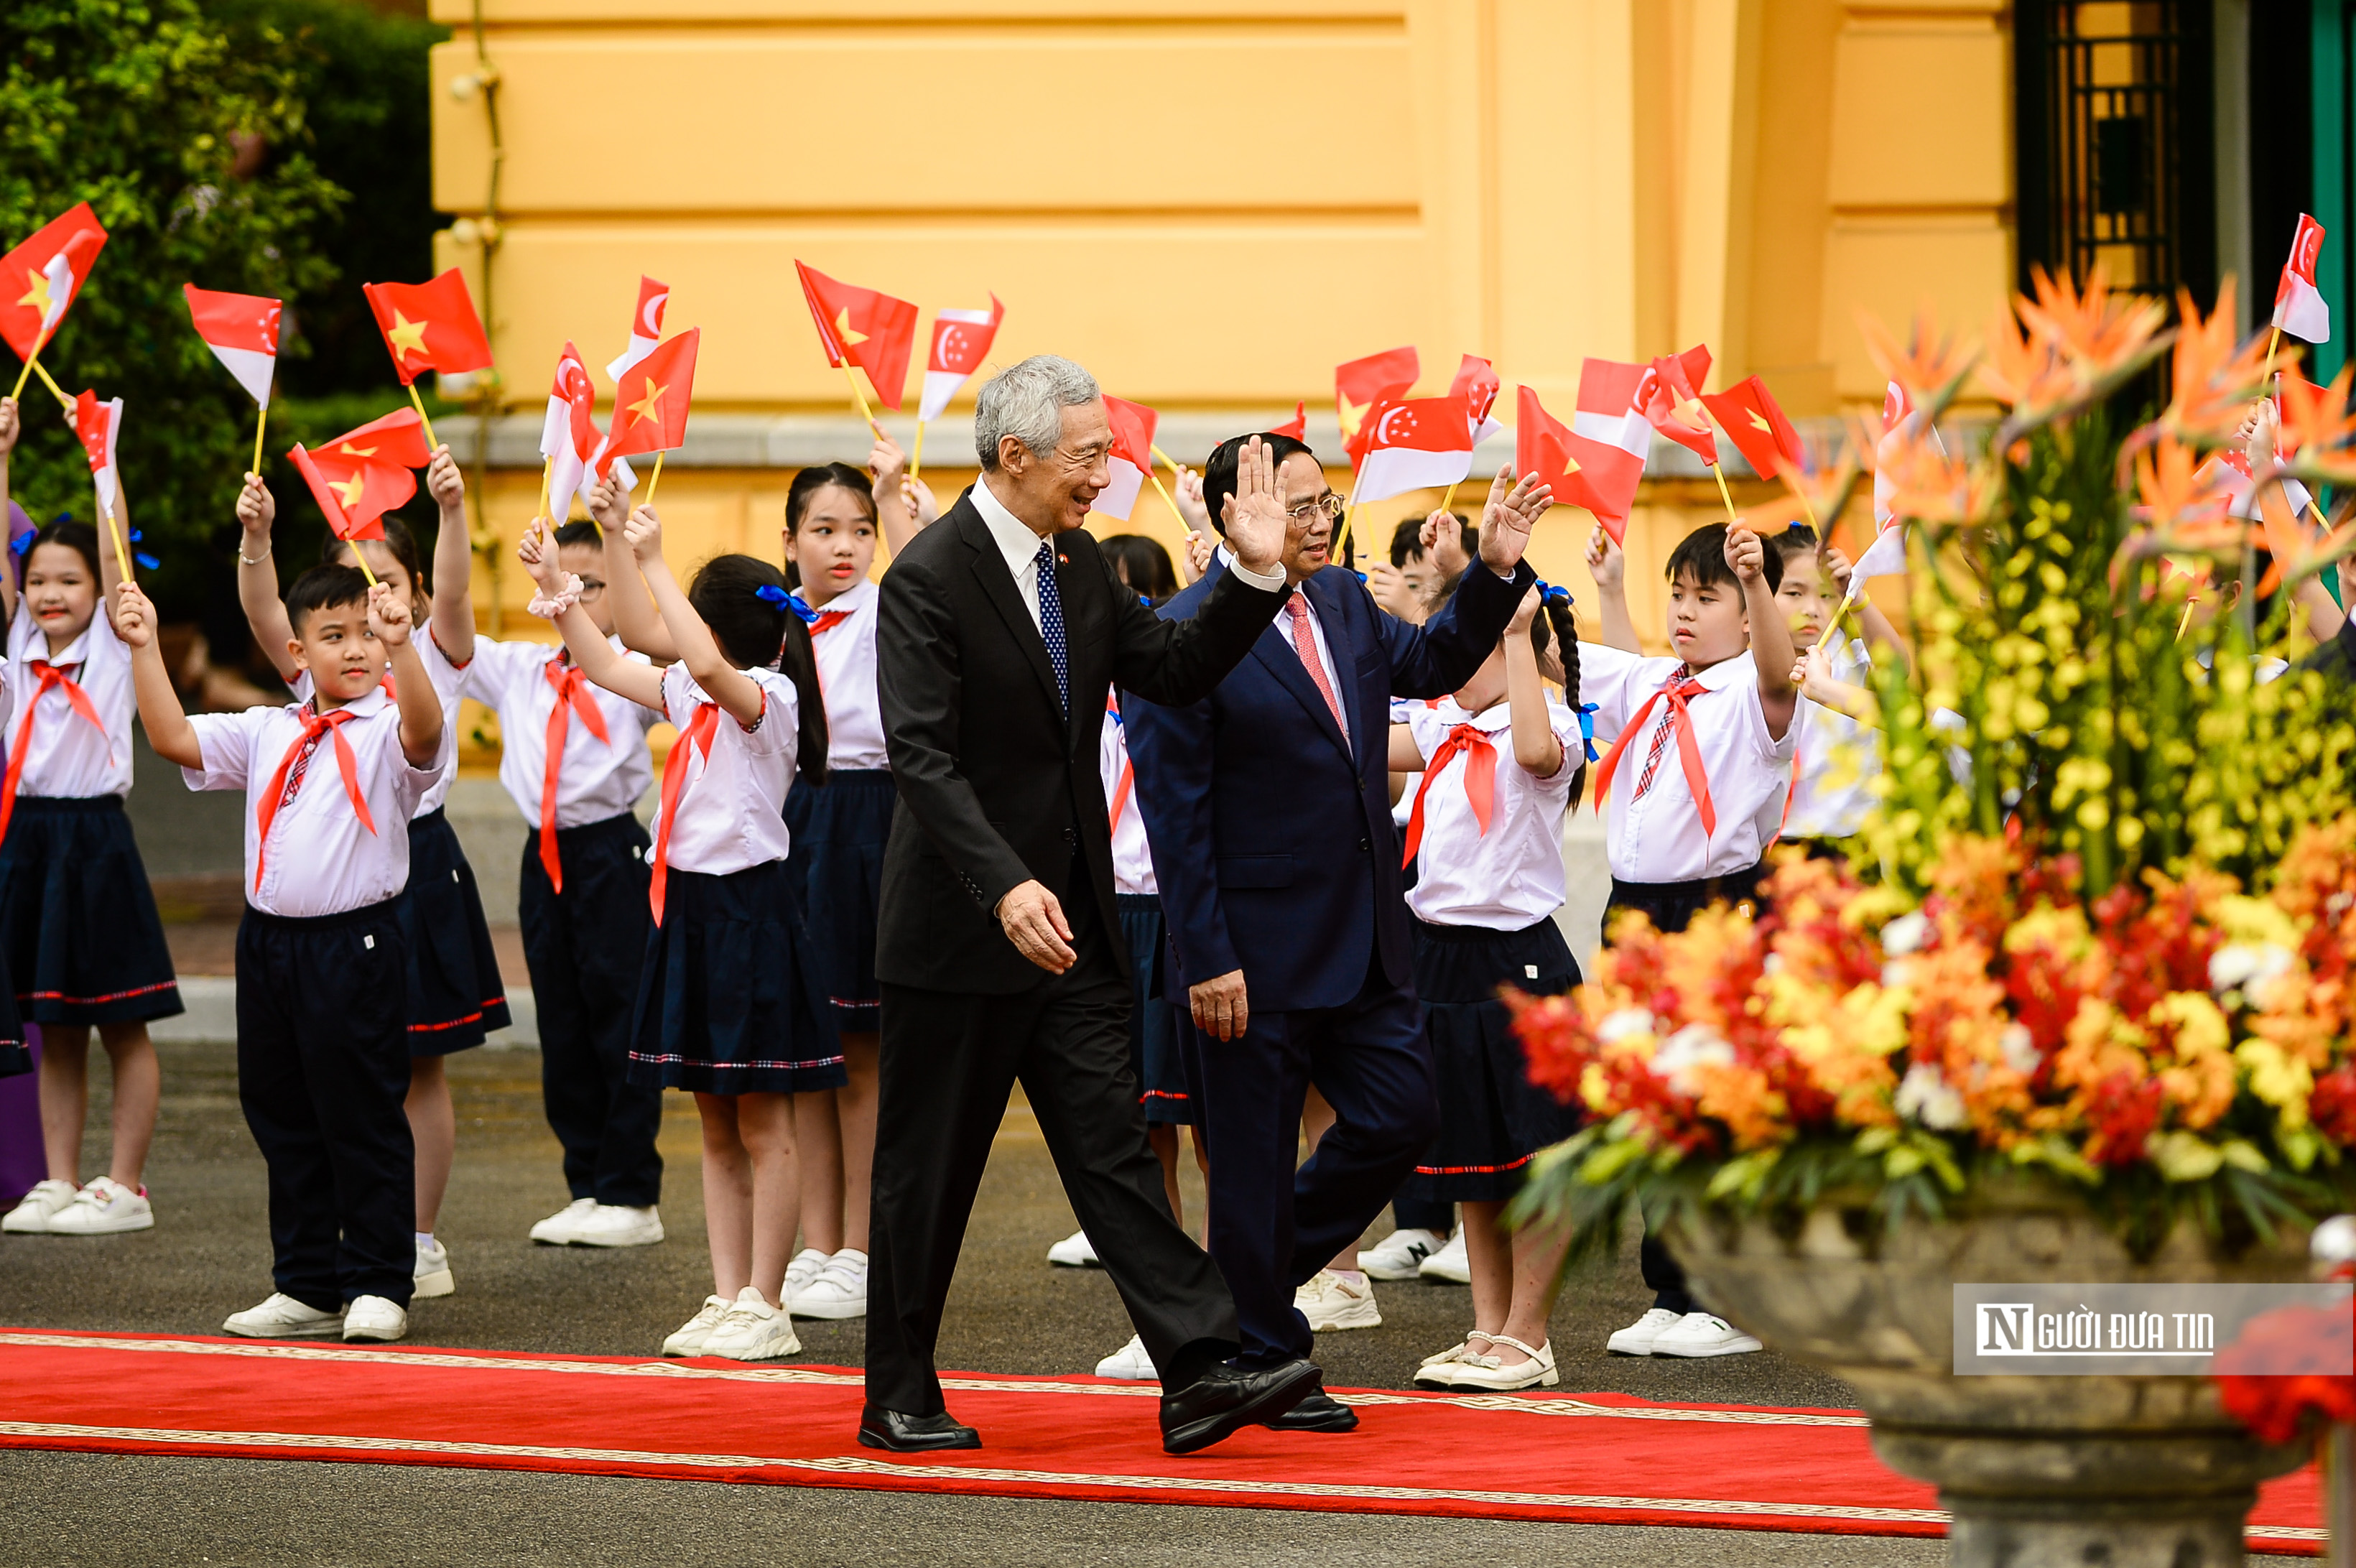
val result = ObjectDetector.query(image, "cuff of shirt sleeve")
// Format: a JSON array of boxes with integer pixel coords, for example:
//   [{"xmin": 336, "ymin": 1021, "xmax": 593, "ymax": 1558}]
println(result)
[{"xmin": 1225, "ymin": 559, "xmax": 1287, "ymax": 593}]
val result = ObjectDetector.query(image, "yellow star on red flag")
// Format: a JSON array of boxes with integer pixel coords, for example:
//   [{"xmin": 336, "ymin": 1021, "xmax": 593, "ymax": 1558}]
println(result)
[
  {"xmin": 383, "ymin": 309, "xmax": 430, "ymax": 365},
  {"xmin": 627, "ymin": 379, "xmax": 669, "ymax": 428}
]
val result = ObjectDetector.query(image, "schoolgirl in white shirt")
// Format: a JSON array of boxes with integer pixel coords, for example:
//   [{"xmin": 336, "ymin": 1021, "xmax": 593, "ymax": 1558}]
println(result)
[
  {"xmin": 234, "ymin": 458, "xmax": 509, "ymax": 1302},
  {"xmin": 1768, "ymin": 525, "xmax": 1906, "ymax": 845},
  {"xmin": 0, "ymin": 395, "xmax": 182, "ymax": 1242},
  {"xmin": 124, "ymin": 562, "xmax": 450, "ymax": 1345},
  {"xmin": 524, "ymin": 503, "xmax": 834, "ymax": 1365},
  {"xmin": 464, "ymin": 519, "xmax": 667, "ymax": 1252},
  {"xmin": 1386, "ymin": 581, "xmax": 1585, "ymax": 1393}
]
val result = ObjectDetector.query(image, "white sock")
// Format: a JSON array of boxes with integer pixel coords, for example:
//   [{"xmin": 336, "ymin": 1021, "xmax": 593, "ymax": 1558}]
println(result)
[{"xmin": 415, "ymin": 1232, "xmax": 435, "ymax": 1248}]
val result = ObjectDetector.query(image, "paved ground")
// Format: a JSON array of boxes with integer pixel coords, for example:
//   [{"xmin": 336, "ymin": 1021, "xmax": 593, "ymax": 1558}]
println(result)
[{"xmin": 0, "ymin": 1040, "xmax": 1932, "ymax": 1567}]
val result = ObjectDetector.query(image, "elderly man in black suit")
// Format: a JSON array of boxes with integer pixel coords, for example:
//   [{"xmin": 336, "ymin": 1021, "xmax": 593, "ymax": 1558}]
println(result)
[{"xmin": 865, "ymin": 354, "xmax": 1314, "ymax": 1455}]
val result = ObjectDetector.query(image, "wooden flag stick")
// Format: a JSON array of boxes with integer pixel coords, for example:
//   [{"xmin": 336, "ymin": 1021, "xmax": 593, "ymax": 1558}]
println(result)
[
  {"xmin": 1786, "ymin": 474, "xmax": 1820, "ymax": 534},
  {"xmin": 1437, "ymin": 481, "xmax": 1461, "ymax": 514},
  {"xmin": 644, "ymin": 450, "xmax": 667, "ymax": 506},
  {"xmin": 1333, "ymin": 500, "xmax": 1359, "ymax": 567},
  {"xmin": 347, "ymin": 543, "xmax": 379, "ymax": 587},
  {"xmin": 839, "ymin": 361, "xmax": 885, "ymax": 437},
  {"xmin": 1814, "ymin": 578, "xmax": 1863, "ymax": 652},
  {"xmin": 251, "ymin": 406, "xmax": 268, "ymax": 479},
  {"xmin": 30, "ymin": 359, "xmax": 71, "ymax": 412},
  {"xmin": 1710, "ymin": 462, "xmax": 1745, "ymax": 529},
  {"xmin": 2264, "ymin": 325, "xmax": 2283, "ymax": 382},
  {"xmin": 102, "ymin": 506, "xmax": 131, "ymax": 583},
  {"xmin": 405, "ymin": 380, "xmax": 439, "ymax": 451},
  {"xmin": 910, "ymin": 421, "xmax": 927, "ymax": 481},
  {"xmin": 534, "ymin": 456, "xmax": 553, "ymax": 525},
  {"xmin": 1147, "ymin": 468, "xmax": 1183, "ymax": 524},
  {"xmin": 9, "ymin": 331, "xmax": 49, "ymax": 404}
]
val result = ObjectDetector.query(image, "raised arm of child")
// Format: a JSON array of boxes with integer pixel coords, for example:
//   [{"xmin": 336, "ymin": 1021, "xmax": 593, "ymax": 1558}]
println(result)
[
  {"xmin": 869, "ymin": 430, "xmax": 938, "ymax": 560},
  {"xmin": 1585, "ymin": 526, "xmax": 1642, "ymax": 654},
  {"xmin": 1821, "ymin": 546, "xmax": 1908, "ymax": 667},
  {"xmin": 0, "ymin": 394, "xmax": 17, "ymax": 623},
  {"xmin": 91, "ymin": 443, "xmax": 129, "ymax": 633},
  {"xmin": 590, "ymin": 472, "xmax": 679, "ymax": 662},
  {"xmin": 425, "ymin": 445, "xmax": 477, "ymax": 663},
  {"xmin": 234, "ymin": 475, "xmax": 299, "ymax": 682},
  {"xmin": 1503, "ymin": 588, "xmax": 1564, "ymax": 779},
  {"xmin": 627, "ymin": 505, "xmax": 767, "ymax": 731},
  {"xmin": 118, "ymin": 581, "xmax": 203, "ymax": 769},
  {"xmin": 1796, "ymin": 646, "xmax": 1880, "ymax": 724},
  {"xmin": 1730, "ymin": 526, "xmax": 1798, "ymax": 739},
  {"xmin": 371, "ymin": 582, "xmax": 445, "ymax": 767},
  {"xmin": 518, "ymin": 519, "xmax": 666, "ymax": 712}
]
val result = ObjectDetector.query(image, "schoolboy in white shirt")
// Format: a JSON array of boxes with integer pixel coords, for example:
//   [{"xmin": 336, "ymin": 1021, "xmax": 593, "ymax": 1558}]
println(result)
[{"xmin": 119, "ymin": 564, "xmax": 450, "ymax": 1345}]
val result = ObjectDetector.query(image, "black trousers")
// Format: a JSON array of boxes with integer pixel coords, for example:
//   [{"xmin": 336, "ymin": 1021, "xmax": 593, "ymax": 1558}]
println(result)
[
  {"xmin": 1184, "ymin": 950, "xmax": 1438, "ymax": 1366},
  {"xmin": 868, "ymin": 881, "xmax": 1238, "ymax": 1415},
  {"xmin": 236, "ymin": 898, "xmax": 415, "ymax": 1311},
  {"xmin": 519, "ymin": 814, "xmax": 662, "ymax": 1208}
]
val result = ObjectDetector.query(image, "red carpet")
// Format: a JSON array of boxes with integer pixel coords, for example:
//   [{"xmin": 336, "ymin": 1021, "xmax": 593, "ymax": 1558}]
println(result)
[{"xmin": 0, "ymin": 1328, "xmax": 2323, "ymax": 1551}]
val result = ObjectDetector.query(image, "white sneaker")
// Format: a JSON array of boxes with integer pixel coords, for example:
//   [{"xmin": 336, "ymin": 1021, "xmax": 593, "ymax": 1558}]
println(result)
[
  {"xmin": 1606, "ymin": 1307, "xmax": 1687, "ymax": 1356},
  {"xmin": 1445, "ymin": 1334, "xmax": 1560, "ymax": 1391},
  {"xmin": 1417, "ymin": 1228, "xmax": 1471, "ymax": 1284},
  {"xmin": 343, "ymin": 1294, "xmax": 408, "ymax": 1342},
  {"xmin": 529, "ymin": 1197, "xmax": 598, "ymax": 1245},
  {"xmin": 783, "ymin": 1247, "xmax": 830, "ymax": 1302},
  {"xmin": 1358, "ymin": 1227, "xmax": 1447, "ymax": 1281},
  {"xmin": 1650, "ymin": 1312, "xmax": 1763, "ymax": 1358},
  {"xmin": 1294, "ymin": 1270, "xmax": 1382, "ymax": 1332},
  {"xmin": 700, "ymin": 1286, "xmax": 802, "ymax": 1362},
  {"xmin": 792, "ymin": 1248, "xmax": 868, "ymax": 1319},
  {"xmin": 45, "ymin": 1177, "xmax": 154, "ymax": 1235},
  {"xmin": 2, "ymin": 1179, "xmax": 80, "ymax": 1234},
  {"xmin": 223, "ymin": 1292, "xmax": 345, "ymax": 1339},
  {"xmin": 413, "ymin": 1236, "xmax": 454, "ymax": 1299},
  {"xmin": 1047, "ymin": 1228, "xmax": 1100, "ymax": 1268},
  {"xmin": 572, "ymin": 1204, "xmax": 664, "ymax": 1248},
  {"xmin": 1093, "ymin": 1333, "xmax": 1156, "ymax": 1381},
  {"xmin": 662, "ymin": 1294, "xmax": 733, "ymax": 1357}
]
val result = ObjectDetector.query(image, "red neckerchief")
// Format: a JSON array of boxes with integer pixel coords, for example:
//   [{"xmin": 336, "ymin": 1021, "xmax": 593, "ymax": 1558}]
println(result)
[
  {"xmin": 647, "ymin": 701, "xmax": 721, "ymax": 925},
  {"xmin": 254, "ymin": 703, "xmax": 376, "ymax": 892},
  {"xmin": 1590, "ymin": 667, "xmax": 1718, "ymax": 838},
  {"xmin": 0, "ymin": 660, "xmax": 108, "ymax": 846},
  {"xmin": 537, "ymin": 654, "xmax": 611, "ymax": 894},
  {"xmin": 1399, "ymin": 722, "xmax": 1497, "ymax": 868}
]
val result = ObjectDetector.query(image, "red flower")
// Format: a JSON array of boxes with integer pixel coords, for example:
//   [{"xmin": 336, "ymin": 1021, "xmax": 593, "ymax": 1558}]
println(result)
[
  {"xmin": 2214, "ymin": 1302, "xmax": 2356, "ymax": 1444},
  {"xmin": 2313, "ymin": 1066, "xmax": 2356, "ymax": 1147},
  {"xmin": 2082, "ymin": 1071, "xmax": 2165, "ymax": 1167}
]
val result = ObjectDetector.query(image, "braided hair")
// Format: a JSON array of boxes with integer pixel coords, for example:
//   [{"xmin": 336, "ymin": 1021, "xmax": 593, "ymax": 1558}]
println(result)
[
  {"xmin": 1424, "ymin": 571, "xmax": 1588, "ymax": 787},
  {"xmin": 685, "ymin": 552, "xmax": 830, "ymax": 787}
]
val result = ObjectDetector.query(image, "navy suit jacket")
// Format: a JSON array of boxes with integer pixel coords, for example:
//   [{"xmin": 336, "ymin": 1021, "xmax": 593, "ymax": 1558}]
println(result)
[{"xmin": 1125, "ymin": 554, "xmax": 1536, "ymax": 1013}]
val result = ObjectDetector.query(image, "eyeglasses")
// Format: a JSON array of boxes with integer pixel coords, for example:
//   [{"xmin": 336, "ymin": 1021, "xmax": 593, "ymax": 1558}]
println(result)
[
  {"xmin": 1287, "ymin": 493, "xmax": 1346, "ymax": 523},
  {"xmin": 575, "ymin": 576, "xmax": 607, "ymax": 600}
]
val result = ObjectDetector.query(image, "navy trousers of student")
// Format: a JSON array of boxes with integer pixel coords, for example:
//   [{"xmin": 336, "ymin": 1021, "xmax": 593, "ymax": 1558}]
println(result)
[
  {"xmin": 519, "ymin": 812, "xmax": 662, "ymax": 1208},
  {"xmin": 235, "ymin": 899, "xmax": 415, "ymax": 1310},
  {"xmin": 1185, "ymin": 949, "xmax": 1437, "ymax": 1368}
]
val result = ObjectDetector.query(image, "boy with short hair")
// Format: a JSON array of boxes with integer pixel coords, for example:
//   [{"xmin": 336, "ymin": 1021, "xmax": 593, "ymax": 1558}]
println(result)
[
  {"xmin": 119, "ymin": 560, "xmax": 450, "ymax": 1344},
  {"xmin": 1577, "ymin": 521, "xmax": 1797, "ymax": 1359}
]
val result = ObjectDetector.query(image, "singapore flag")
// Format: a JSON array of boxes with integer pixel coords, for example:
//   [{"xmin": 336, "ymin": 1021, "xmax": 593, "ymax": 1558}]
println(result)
[
  {"xmin": 540, "ymin": 341, "xmax": 599, "ymax": 517},
  {"xmin": 1090, "ymin": 393, "xmax": 1158, "ymax": 521},
  {"xmin": 919, "ymin": 294, "xmax": 1005, "ymax": 422},
  {"xmin": 606, "ymin": 277, "xmax": 670, "ymax": 382},
  {"xmin": 2273, "ymin": 214, "xmax": 2330, "ymax": 343},
  {"xmin": 1350, "ymin": 394, "xmax": 1475, "ymax": 505}
]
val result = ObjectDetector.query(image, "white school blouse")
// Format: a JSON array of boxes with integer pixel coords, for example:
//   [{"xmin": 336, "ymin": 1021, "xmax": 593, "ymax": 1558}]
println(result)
[
  {"xmin": 1402, "ymin": 700, "xmax": 1582, "ymax": 929},
  {"xmin": 5, "ymin": 600, "xmax": 131, "ymax": 798},
  {"xmin": 1579, "ymin": 644, "xmax": 1794, "ymax": 884},
  {"xmin": 650, "ymin": 663, "xmax": 799, "ymax": 877},
  {"xmin": 463, "ymin": 634, "xmax": 660, "ymax": 830},
  {"xmin": 1784, "ymin": 636, "xmax": 1881, "ymax": 842},
  {"xmin": 806, "ymin": 577, "xmax": 887, "ymax": 771},
  {"xmin": 181, "ymin": 687, "xmax": 451, "ymax": 917},
  {"xmin": 1100, "ymin": 702, "xmax": 1156, "ymax": 896},
  {"xmin": 288, "ymin": 629, "xmax": 469, "ymax": 817}
]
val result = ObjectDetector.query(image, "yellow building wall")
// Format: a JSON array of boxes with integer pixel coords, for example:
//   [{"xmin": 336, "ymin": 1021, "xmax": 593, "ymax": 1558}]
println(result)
[{"xmin": 430, "ymin": 0, "xmax": 2014, "ymax": 659}]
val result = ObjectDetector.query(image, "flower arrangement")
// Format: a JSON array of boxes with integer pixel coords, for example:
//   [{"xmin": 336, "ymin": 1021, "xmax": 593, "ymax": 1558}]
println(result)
[{"xmin": 1513, "ymin": 271, "xmax": 2356, "ymax": 1255}]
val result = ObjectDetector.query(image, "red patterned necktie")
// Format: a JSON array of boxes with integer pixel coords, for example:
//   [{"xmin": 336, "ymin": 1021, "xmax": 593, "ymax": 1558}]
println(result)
[
  {"xmin": 0, "ymin": 661, "xmax": 108, "ymax": 846},
  {"xmin": 1284, "ymin": 595, "xmax": 1346, "ymax": 732},
  {"xmin": 1591, "ymin": 670, "xmax": 1718, "ymax": 838},
  {"xmin": 647, "ymin": 702, "xmax": 720, "ymax": 926},
  {"xmin": 253, "ymin": 705, "xmax": 376, "ymax": 892},
  {"xmin": 1399, "ymin": 723, "xmax": 1497, "ymax": 867},
  {"xmin": 537, "ymin": 656, "xmax": 611, "ymax": 894}
]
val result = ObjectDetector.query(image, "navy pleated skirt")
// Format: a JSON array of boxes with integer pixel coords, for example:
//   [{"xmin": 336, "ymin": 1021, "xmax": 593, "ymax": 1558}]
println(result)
[
  {"xmin": 782, "ymin": 767, "xmax": 891, "ymax": 1032},
  {"xmin": 1116, "ymin": 893, "xmax": 1193, "ymax": 1126},
  {"xmin": 401, "ymin": 808, "xmax": 511, "ymax": 1054},
  {"xmin": 1399, "ymin": 916, "xmax": 1582, "ymax": 1204},
  {"xmin": 0, "ymin": 796, "xmax": 182, "ymax": 1026},
  {"xmin": 629, "ymin": 859, "xmax": 844, "ymax": 1096}
]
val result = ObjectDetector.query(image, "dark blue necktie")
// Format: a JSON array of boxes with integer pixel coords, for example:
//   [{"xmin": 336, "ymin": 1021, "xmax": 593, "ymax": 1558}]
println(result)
[{"xmin": 1034, "ymin": 538, "xmax": 1069, "ymax": 715}]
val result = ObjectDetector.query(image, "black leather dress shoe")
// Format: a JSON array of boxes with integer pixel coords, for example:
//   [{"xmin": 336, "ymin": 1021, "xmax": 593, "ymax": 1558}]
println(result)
[
  {"xmin": 1159, "ymin": 1357, "xmax": 1320, "ymax": 1455},
  {"xmin": 856, "ymin": 1405, "xmax": 981, "ymax": 1452},
  {"xmin": 1264, "ymin": 1386, "xmax": 1358, "ymax": 1432}
]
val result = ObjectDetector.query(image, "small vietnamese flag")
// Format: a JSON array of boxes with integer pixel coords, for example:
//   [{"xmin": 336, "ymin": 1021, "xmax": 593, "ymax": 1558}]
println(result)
[
  {"xmin": 1091, "ymin": 394, "xmax": 1159, "ymax": 521},
  {"xmin": 1636, "ymin": 346, "xmax": 1717, "ymax": 465},
  {"xmin": 1513, "ymin": 384, "xmax": 1579, "ymax": 512},
  {"xmin": 919, "ymin": 294, "xmax": 1005, "ymax": 422},
  {"xmin": 2273, "ymin": 213, "xmax": 2331, "ymax": 344},
  {"xmin": 362, "ymin": 269, "xmax": 493, "ymax": 386},
  {"xmin": 606, "ymin": 276, "xmax": 671, "ymax": 383},
  {"xmin": 319, "ymin": 407, "xmax": 435, "ymax": 471},
  {"xmin": 794, "ymin": 261, "xmax": 919, "ymax": 411},
  {"xmin": 182, "ymin": 284, "xmax": 282, "ymax": 407},
  {"xmin": 1270, "ymin": 401, "xmax": 1307, "ymax": 440},
  {"xmin": 601, "ymin": 328, "xmax": 700, "ymax": 477},
  {"xmin": 1700, "ymin": 375, "xmax": 1804, "ymax": 480},
  {"xmin": 1337, "ymin": 345, "xmax": 1419, "ymax": 457},
  {"xmin": 289, "ymin": 442, "xmax": 404, "ymax": 542},
  {"xmin": 0, "ymin": 203, "xmax": 108, "ymax": 362},
  {"xmin": 70, "ymin": 390, "xmax": 124, "ymax": 520},
  {"xmin": 1549, "ymin": 358, "xmax": 1653, "ymax": 540}
]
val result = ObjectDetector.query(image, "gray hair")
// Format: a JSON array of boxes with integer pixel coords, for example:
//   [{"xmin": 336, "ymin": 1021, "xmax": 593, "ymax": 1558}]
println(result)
[{"xmin": 974, "ymin": 354, "xmax": 1099, "ymax": 471}]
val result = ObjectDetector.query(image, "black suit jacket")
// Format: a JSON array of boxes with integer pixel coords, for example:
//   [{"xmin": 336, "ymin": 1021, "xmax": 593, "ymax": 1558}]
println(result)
[{"xmin": 876, "ymin": 492, "xmax": 1289, "ymax": 995}]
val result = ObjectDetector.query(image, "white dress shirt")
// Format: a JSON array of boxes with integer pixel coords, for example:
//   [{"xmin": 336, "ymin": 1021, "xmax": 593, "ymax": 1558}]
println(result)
[
  {"xmin": 1388, "ymin": 694, "xmax": 1463, "ymax": 827},
  {"xmin": 6, "ymin": 600, "xmax": 131, "ymax": 798},
  {"xmin": 649, "ymin": 663, "xmax": 800, "ymax": 877},
  {"xmin": 463, "ymin": 634, "xmax": 662, "ymax": 830},
  {"xmin": 288, "ymin": 628, "xmax": 470, "ymax": 817},
  {"xmin": 1785, "ymin": 636, "xmax": 1881, "ymax": 841},
  {"xmin": 804, "ymin": 577, "xmax": 888, "ymax": 770},
  {"xmin": 972, "ymin": 476, "xmax": 1285, "ymax": 631},
  {"xmin": 1214, "ymin": 542, "xmax": 1343, "ymax": 740},
  {"xmin": 1100, "ymin": 702, "xmax": 1156, "ymax": 896},
  {"xmin": 1403, "ymin": 699, "xmax": 1582, "ymax": 929},
  {"xmin": 1580, "ymin": 644, "xmax": 1794, "ymax": 883},
  {"xmin": 181, "ymin": 687, "xmax": 451, "ymax": 917}
]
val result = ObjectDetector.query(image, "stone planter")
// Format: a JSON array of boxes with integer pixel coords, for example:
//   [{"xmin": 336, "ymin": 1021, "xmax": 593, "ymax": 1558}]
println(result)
[{"xmin": 1667, "ymin": 1194, "xmax": 2316, "ymax": 1568}]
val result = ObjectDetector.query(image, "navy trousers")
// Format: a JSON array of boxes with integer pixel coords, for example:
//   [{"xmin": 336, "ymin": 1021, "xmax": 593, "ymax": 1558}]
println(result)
[
  {"xmin": 519, "ymin": 813, "xmax": 662, "ymax": 1208},
  {"xmin": 1185, "ymin": 955, "xmax": 1438, "ymax": 1366},
  {"xmin": 235, "ymin": 898, "xmax": 415, "ymax": 1311}
]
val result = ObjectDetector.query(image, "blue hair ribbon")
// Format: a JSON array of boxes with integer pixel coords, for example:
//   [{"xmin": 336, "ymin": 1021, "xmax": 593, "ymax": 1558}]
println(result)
[
  {"xmin": 1534, "ymin": 578, "xmax": 1574, "ymax": 609},
  {"xmin": 1574, "ymin": 702, "xmax": 1600, "ymax": 762},
  {"xmin": 134, "ymin": 552, "xmax": 160, "ymax": 571},
  {"xmin": 756, "ymin": 583, "xmax": 820, "ymax": 624}
]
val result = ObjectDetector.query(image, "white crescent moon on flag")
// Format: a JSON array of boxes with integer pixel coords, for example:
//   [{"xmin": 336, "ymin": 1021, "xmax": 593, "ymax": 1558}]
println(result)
[
  {"xmin": 642, "ymin": 292, "xmax": 669, "ymax": 336},
  {"xmin": 1376, "ymin": 405, "xmax": 1413, "ymax": 442},
  {"xmin": 940, "ymin": 325, "xmax": 965, "ymax": 362}
]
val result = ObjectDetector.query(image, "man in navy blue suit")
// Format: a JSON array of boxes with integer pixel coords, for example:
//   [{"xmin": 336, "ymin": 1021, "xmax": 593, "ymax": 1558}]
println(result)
[{"xmin": 1125, "ymin": 432, "xmax": 1550, "ymax": 1424}]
